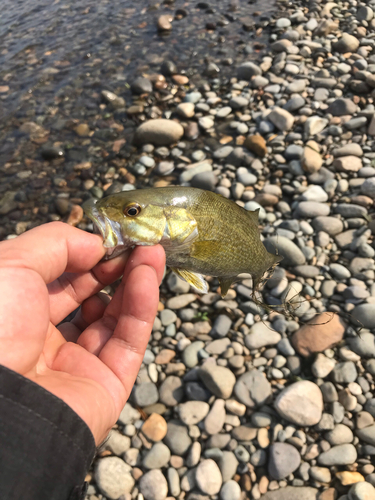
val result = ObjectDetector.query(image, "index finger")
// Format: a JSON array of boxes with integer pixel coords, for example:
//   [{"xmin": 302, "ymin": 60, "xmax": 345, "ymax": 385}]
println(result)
[{"xmin": 0, "ymin": 221, "xmax": 106, "ymax": 284}]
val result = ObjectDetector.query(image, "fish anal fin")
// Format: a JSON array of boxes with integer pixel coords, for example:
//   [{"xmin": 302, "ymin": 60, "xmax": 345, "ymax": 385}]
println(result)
[
  {"xmin": 219, "ymin": 276, "xmax": 237, "ymax": 298},
  {"xmin": 171, "ymin": 268, "xmax": 208, "ymax": 294}
]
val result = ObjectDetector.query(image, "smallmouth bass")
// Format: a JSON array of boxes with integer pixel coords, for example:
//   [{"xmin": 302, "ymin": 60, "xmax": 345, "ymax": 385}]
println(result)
[{"xmin": 83, "ymin": 187, "xmax": 282, "ymax": 296}]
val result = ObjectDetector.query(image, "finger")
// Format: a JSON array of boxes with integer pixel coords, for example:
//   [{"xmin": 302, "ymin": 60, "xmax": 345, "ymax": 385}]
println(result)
[
  {"xmin": 58, "ymin": 322, "xmax": 82, "ymax": 343},
  {"xmin": 48, "ymin": 251, "xmax": 129, "ymax": 325},
  {"xmin": 98, "ymin": 264, "xmax": 159, "ymax": 392},
  {"xmin": 77, "ymin": 245, "xmax": 165, "ymax": 354},
  {"xmin": 97, "ymin": 245, "xmax": 166, "ymax": 321},
  {"xmin": 0, "ymin": 221, "xmax": 105, "ymax": 284},
  {"xmin": 72, "ymin": 292, "xmax": 111, "ymax": 332}
]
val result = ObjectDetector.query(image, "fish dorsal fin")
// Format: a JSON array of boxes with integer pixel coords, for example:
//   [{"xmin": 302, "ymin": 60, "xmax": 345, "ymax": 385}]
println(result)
[
  {"xmin": 246, "ymin": 208, "xmax": 260, "ymax": 225},
  {"xmin": 171, "ymin": 268, "xmax": 208, "ymax": 294}
]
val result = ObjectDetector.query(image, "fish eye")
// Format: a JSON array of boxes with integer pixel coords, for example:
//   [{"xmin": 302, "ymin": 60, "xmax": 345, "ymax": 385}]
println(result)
[{"xmin": 124, "ymin": 203, "xmax": 141, "ymax": 217}]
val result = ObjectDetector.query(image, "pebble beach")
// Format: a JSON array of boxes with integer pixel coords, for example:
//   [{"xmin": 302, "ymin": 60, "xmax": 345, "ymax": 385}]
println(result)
[{"xmin": 1, "ymin": 0, "xmax": 375, "ymax": 499}]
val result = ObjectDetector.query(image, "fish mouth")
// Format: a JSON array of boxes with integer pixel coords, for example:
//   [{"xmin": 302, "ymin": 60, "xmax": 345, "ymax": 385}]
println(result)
[{"xmin": 83, "ymin": 198, "xmax": 129, "ymax": 259}]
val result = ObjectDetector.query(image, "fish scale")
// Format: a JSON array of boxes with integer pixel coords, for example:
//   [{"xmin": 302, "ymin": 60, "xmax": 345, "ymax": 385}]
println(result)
[{"xmin": 83, "ymin": 186, "xmax": 281, "ymax": 297}]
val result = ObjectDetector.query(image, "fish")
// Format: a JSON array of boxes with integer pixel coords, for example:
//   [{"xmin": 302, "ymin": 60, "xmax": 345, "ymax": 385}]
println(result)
[{"xmin": 83, "ymin": 186, "xmax": 282, "ymax": 297}]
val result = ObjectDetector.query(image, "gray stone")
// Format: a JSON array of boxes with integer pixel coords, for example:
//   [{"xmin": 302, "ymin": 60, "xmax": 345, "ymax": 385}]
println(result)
[
  {"xmin": 332, "ymin": 362, "xmax": 358, "ymax": 384},
  {"xmin": 356, "ymin": 424, "xmax": 375, "ymax": 446},
  {"xmin": 206, "ymin": 338, "xmax": 231, "ymax": 355},
  {"xmin": 159, "ymin": 376, "xmax": 184, "ymax": 406},
  {"xmin": 318, "ymin": 444, "xmax": 357, "ymax": 466},
  {"xmin": 309, "ymin": 466, "xmax": 331, "ymax": 484},
  {"xmin": 220, "ymin": 480, "xmax": 241, "ymax": 500},
  {"xmin": 328, "ymin": 98, "xmax": 357, "ymax": 116},
  {"xmin": 333, "ymin": 144, "xmax": 363, "ymax": 157},
  {"xmin": 131, "ymin": 77, "xmax": 153, "ymax": 94},
  {"xmin": 274, "ymin": 381, "xmax": 323, "ymax": 426},
  {"xmin": 268, "ymin": 442, "xmax": 301, "ymax": 480},
  {"xmin": 361, "ymin": 178, "xmax": 375, "ymax": 199},
  {"xmin": 259, "ymin": 487, "xmax": 318, "ymax": 500},
  {"xmin": 211, "ymin": 315, "xmax": 232, "ymax": 338},
  {"xmin": 178, "ymin": 401, "xmax": 210, "ymax": 425},
  {"xmin": 295, "ymin": 202, "xmax": 330, "ymax": 218},
  {"xmin": 133, "ymin": 382, "xmax": 159, "ymax": 407},
  {"xmin": 333, "ymin": 33, "xmax": 360, "ymax": 53},
  {"xmin": 268, "ymin": 107, "xmax": 294, "ymax": 131},
  {"xmin": 196, "ymin": 459, "xmax": 223, "ymax": 495},
  {"xmin": 352, "ymin": 304, "xmax": 375, "ymax": 329},
  {"xmin": 245, "ymin": 322, "xmax": 281, "ymax": 349},
  {"xmin": 118, "ymin": 403, "xmax": 141, "ymax": 425},
  {"xmin": 164, "ymin": 420, "xmax": 192, "ymax": 455},
  {"xmin": 264, "ymin": 236, "xmax": 306, "ymax": 266},
  {"xmin": 237, "ymin": 62, "xmax": 262, "ymax": 80},
  {"xmin": 139, "ymin": 470, "xmax": 168, "ymax": 500},
  {"xmin": 218, "ymin": 451, "xmax": 239, "ymax": 482},
  {"xmin": 198, "ymin": 365, "xmax": 236, "ymax": 399},
  {"xmin": 105, "ymin": 431, "xmax": 131, "ymax": 456},
  {"xmin": 205, "ymin": 399, "xmax": 226, "ymax": 435},
  {"xmin": 347, "ymin": 333, "xmax": 375, "ymax": 358},
  {"xmin": 95, "ymin": 457, "xmax": 134, "ymax": 500},
  {"xmin": 312, "ymin": 217, "xmax": 343, "ymax": 236},
  {"xmin": 183, "ymin": 341, "xmax": 205, "ymax": 368},
  {"xmin": 234, "ymin": 370, "xmax": 272, "ymax": 408},
  {"xmin": 348, "ymin": 482, "xmax": 375, "ymax": 500},
  {"xmin": 325, "ymin": 424, "xmax": 353, "ymax": 445},
  {"xmin": 143, "ymin": 442, "xmax": 171, "ymax": 469}
]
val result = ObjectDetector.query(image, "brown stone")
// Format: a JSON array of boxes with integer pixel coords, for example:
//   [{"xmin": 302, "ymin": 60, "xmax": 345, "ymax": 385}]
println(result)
[
  {"xmin": 141, "ymin": 413, "xmax": 168, "ymax": 442},
  {"xmin": 172, "ymin": 74, "xmax": 189, "ymax": 85},
  {"xmin": 254, "ymin": 193, "xmax": 279, "ymax": 206},
  {"xmin": 333, "ymin": 155, "xmax": 363, "ymax": 172},
  {"xmin": 244, "ymin": 134, "xmax": 267, "ymax": 157},
  {"xmin": 157, "ymin": 14, "xmax": 172, "ymax": 31},
  {"xmin": 335, "ymin": 471, "xmax": 364, "ymax": 485},
  {"xmin": 231, "ymin": 425, "xmax": 257, "ymax": 441},
  {"xmin": 170, "ymin": 455, "xmax": 184, "ymax": 468},
  {"xmin": 292, "ymin": 312, "xmax": 346, "ymax": 357},
  {"xmin": 259, "ymin": 476, "xmax": 269, "ymax": 495},
  {"xmin": 155, "ymin": 349, "xmax": 176, "ymax": 364},
  {"xmin": 74, "ymin": 123, "xmax": 90, "ymax": 136},
  {"xmin": 67, "ymin": 205, "xmax": 83, "ymax": 227},
  {"xmin": 319, "ymin": 488, "xmax": 337, "ymax": 500},
  {"xmin": 302, "ymin": 141, "xmax": 322, "ymax": 174}
]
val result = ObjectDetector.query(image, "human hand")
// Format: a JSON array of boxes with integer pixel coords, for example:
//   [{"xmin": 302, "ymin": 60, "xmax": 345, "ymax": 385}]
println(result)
[{"xmin": 0, "ymin": 222, "xmax": 165, "ymax": 445}]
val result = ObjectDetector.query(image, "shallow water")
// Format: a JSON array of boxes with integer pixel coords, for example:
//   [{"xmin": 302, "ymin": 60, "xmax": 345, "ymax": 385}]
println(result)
[{"xmin": 0, "ymin": 0, "xmax": 275, "ymax": 121}]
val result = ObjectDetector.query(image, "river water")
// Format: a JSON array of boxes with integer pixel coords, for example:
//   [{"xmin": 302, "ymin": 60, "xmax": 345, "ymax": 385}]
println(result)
[{"xmin": 0, "ymin": 0, "xmax": 275, "ymax": 122}]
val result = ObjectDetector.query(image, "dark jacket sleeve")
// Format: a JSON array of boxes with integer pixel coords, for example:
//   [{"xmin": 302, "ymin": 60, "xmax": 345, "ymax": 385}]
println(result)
[{"xmin": 0, "ymin": 365, "xmax": 96, "ymax": 500}]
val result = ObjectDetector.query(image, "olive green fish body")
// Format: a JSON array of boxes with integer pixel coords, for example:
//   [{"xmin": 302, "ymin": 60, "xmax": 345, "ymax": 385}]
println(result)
[{"xmin": 83, "ymin": 187, "xmax": 281, "ymax": 296}]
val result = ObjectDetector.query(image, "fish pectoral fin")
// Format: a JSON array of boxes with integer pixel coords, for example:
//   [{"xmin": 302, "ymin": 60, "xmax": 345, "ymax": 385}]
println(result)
[
  {"xmin": 218, "ymin": 276, "xmax": 237, "ymax": 298},
  {"xmin": 171, "ymin": 268, "xmax": 208, "ymax": 294}
]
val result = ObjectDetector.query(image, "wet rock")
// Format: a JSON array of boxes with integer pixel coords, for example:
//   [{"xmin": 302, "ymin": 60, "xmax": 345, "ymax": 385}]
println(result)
[
  {"xmin": 131, "ymin": 77, "xmax": 153, "ymax": 94},
  {"xmin": 135, "ymin": 119, "xmax": 184, "ymax": 146},
  {"xmin": 101, "ymin": 90, "xmax": 125, "ymax": 109},
  {"xmin": 157, "ymin": 14, "xmax": 172, "ymax": 31}
]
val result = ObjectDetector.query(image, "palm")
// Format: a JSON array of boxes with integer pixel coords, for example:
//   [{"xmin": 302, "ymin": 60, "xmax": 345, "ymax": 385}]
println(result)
[{"xmin": 0, "ymin": 222, "xmax": 165, "ymax": 444}]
